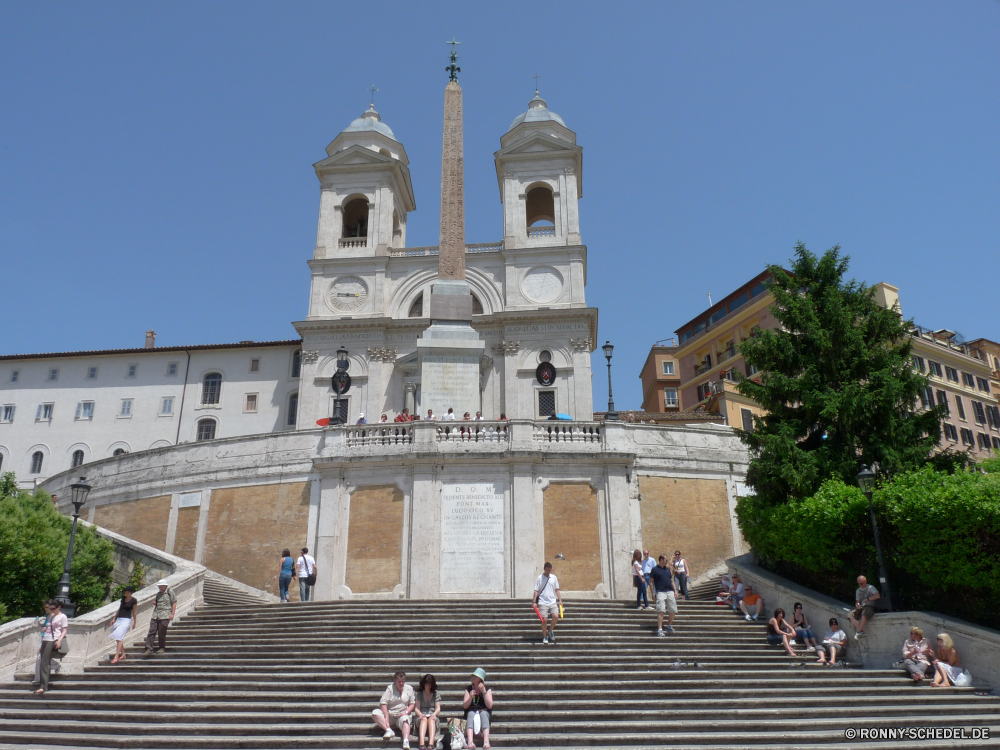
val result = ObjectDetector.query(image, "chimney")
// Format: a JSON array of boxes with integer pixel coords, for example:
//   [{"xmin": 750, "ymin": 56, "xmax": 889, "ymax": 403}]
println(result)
[{"xmin": 145, "ymin": 330, "xmax": 156, "ymax": 349}]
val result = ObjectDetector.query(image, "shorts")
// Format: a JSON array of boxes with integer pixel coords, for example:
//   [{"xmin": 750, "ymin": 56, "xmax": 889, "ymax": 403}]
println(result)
[
  {"xmin": 538, "ymin": 603, "xmax": 559, "ymax": 618},
  {"xmin": 373, "ymin": 709, "xmax": 411, "ymax": 730},
  {"xmin": 767, "ymin": 634, "xmax": 784, "ymax": 645},
  {"xmin": 857, "ymin": 604, "xmax": 876, "ymax": 620},
  {"xmin": 655, "ymin": 591, "xmax": 677, "ymax": 614}
]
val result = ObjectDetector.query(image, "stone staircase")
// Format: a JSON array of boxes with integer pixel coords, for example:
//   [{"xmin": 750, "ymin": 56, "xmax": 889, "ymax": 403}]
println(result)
[{"xmin": 2, "ymin": 580, "xmax": 998, "ymax": 749}]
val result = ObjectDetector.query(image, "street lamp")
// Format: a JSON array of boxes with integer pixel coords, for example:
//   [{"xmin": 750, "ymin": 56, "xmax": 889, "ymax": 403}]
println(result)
[
  {"xmin": 330, "ymin": 347, "xmax": 351, "ymax": 425},
  {"xmin": 602, "ymin": 341, "xmax": 619, "ymax": 421},
  {"xmin": 856, "ymin": 466, "xmax": 893, "ymax": 612},
  {"xmin": 55, "ymin": 477, "xmax": 92, "ymax": 617}
]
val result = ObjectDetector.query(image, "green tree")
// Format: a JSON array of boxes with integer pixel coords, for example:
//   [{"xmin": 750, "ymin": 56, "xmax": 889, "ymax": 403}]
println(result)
[
  {"xmin": 0, "ymin": 472, "xmax": 114, "ymax": 622},
  {"xmin": 735, "ymin": 244, "xmax": 942, "ymax": 505}
]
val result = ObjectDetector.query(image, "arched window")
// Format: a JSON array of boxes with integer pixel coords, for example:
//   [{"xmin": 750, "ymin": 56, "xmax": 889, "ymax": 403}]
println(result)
[
  {"xmin": 287, "ymin": 392, "xmax": 298, "ymax": 427},
  {"xmin": 196, "ymin": 418, "xmax": 217, "ymax": 442},
  {"xmin": 291, "ymin": 350, "xmax": 301, "ymax": 378},
  {"xmin": 525, "ymin": 185, "xmax": 555, "ymax": 227},
  {"xmin": 408, "ymin": 294, "xmax": 424, "ymax": 318},
  {"xmin": 0, "ymin": 453, "xmax": 4, "ymax": 472},
  {"xmin": 472, "ymin": 295, "xmax": 484, "ymax": 315},
  {"xmin": 202, "ymin": 373, "xmax": 222, "ymax": 405},
  {"xmin": 30, "ymin": 451, "xmax": 44, "ymax": 474},
  {"xmin": 112, "ymin": 448, "xmax": 126, "ymax": 457},
  {"xmin": 342, "ymin": 198, "xmax": 369, "ymax": 238},
  {"xmin": 71, "ymin": 449, "xmax": 85, "ymax": 468}
]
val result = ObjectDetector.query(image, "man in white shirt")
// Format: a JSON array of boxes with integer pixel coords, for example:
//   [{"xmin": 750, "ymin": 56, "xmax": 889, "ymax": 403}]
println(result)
[
  {"xmin": 641, "ymin": 550, "xmax": 656, "ymax": 600},
  {"xmin": 443, "ymin": 408, "xmax": 456, "ymax": 421},
  {"xmin": 372, "ymin": 670, "xmax": 416, "ymax": 748},
  {"xmin": 532, "ymin": 562, "xmax": 563, "ymax": 645},
  {"xmin": 296, "ymin": 547, "xmax": 316, "ymax": 602}
]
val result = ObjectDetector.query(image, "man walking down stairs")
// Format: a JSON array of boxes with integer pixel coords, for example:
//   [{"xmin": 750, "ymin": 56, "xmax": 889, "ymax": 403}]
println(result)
[{"xmin": 2, "ymin": 577, "xmax": 999, "ymax": 748}]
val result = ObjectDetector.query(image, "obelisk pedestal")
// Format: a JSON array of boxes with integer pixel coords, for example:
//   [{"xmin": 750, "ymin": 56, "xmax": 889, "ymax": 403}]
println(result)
[{"xmin": 417, "ymin": 77, "xmax": 484, "ymax": 418}]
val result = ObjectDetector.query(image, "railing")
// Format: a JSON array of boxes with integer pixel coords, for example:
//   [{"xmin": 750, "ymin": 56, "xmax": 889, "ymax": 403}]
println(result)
[
  {"xmin": 345, "ymin": 425, "xmax": 413, "ymax": 447},
  {"xmin": 390, "ymin": 242, "xmax": 503, "ymax": 258},
  {"xmin": 436, "ymin": 423, "xmax": 509, "ymax": 444},
  {"xmin": 695, "ymin": 362, "xmax": 712, "ymax": 375},
  {"xmin": 527, "ymin": 226, "xmax": 556, "ymax": 239},
  {"xmin": 532, "ymin": 423, "xmax": 602, "ymax": 443},
  {"xmin": 717, "ymin": 348, "xmax": 737, "ymax": 364},
  {"xmin": 339, "ymin": 237, "xmax": 367, "ymax": 249}
]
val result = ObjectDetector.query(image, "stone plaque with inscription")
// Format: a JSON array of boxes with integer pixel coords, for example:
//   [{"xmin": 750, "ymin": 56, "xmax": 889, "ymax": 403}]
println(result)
[{"xmin": 440, "ymin": 482, "xmax": 505, "ymax": 593}]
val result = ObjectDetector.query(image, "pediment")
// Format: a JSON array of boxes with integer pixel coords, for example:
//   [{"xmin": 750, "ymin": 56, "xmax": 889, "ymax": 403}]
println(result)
[
  {"xmin": 498, "ymin": 133, "xmax": 579, "ymax": 157},
  {"xmin": 315, "ymin": 145, "xmax": 393, "ymax": 169}
]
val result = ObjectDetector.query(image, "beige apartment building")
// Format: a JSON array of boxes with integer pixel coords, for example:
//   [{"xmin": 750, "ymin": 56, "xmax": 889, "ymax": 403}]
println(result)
[
  {"xmin": 638, "ymin": 345, "xmax": 682, "ymax": 413},
  {"xmin": 655, "ymin": 275, "xmax": 999, "ymax": 458}
]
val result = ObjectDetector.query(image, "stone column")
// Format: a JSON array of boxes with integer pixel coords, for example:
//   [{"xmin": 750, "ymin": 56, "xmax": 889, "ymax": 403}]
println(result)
[
  {"xmin": 403, "ymin": 382, "xmax": 416, "ymax": 414},
  {"xmin": 438, "ymin": 80, "xmax": 465, "ymax": 282}
]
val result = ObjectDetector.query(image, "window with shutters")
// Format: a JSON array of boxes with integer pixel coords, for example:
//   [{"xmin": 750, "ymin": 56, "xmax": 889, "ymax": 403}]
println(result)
[
  {"xmin": 202, "ymin": 373, "xmax": 222, "ymax": 405},
  {"xmin": 697, "ymin": 382, "xmax": 713, "ymax": 401},
  {"xmin": 741, "ymin": 408, "xmax": 754, "ymax": 432},
  {"xmin": 972, "ymin": 400, "xmax": 987, "ymax": 425},
  {"xmin": 960, "ymin": 428, "xmax": 974, "ymax": 446},
  {"xmin": 943, "ymin": 424, "xmax": 958, "ymax": 442},
  {"xmin": 538, "ymin": 390, "xmax": 556, "ymax": 417},
  {"xmin": 1, "ymin": 405, "xmax": 14, "ymax": 422},
  {"xmin": 988, "ymin": 405, "xmax": 1000, "ymax": 430},
  {"xmin": 250, "ymin": 358, "xmax": 260, "ymax": 373},
  {"xmin": 976, "ymin": 377, "xmax": 991, "ymax": 393},
  {"xmin": 977, "ymin": 433, "xmax": 990, "ymax": 450},
  {"xmin": 928, "ymin": 361, "xmax": 943, "ymax": 377},
  {"xmin": 30, "ymin": 451, "xmax": 44, "ymax": 474},
  {"xmin": 75, "ymin": 401, "xmax": 94, "ymax": 420},
  {"xmin": 196, "ymin": 418, "xmax": 217, "ymax": 441},
  {"xmin": 993, "ymin": 436, "xmax": 1000, "ymax": 450},
  {"xmin": 945, "ymin": 366, "xmax": 959, "ymax": 382},
  {"xmin": 87, "ymin": 366, "xmax": 98, "ymax": 380},
  {"xmin": 287, "ymin": 392, "xmax": 298, "ymax": 427},
  {"xmin": 935, "ymin": 390, "xmax": 949, "ymax": 416},
  {"xmin": 10, "ymin": 370, "xmax": 18, "ymax": 383},
  {"xmin": 167, "ymin": 362, "xmax": 178, "ymax": 376},
  {"xmin": 912, "ymin": 356, "xmax": 925, "ymax": 372},
  {"xmin": 127, "ymin": 364, "xmax": 137, "ymax": 378},
  {"xmin": 955, "ymin": 396, "xmax": 966, "ymax": 421},
  {"xmin": 48, "ymin": 368, "xmax": 59, "ymax": 381},
  {"xmin": 663, "ymin": 388, "xmax": 678, "ymax": 408},
  {"xmin": 962, "ymin": 372, "xmax": 975, "ymax": 388},
  {"xmin": 36, "ymin": 403, "xmax": 54, "ymax": 422},
  {"xmin": 71, "ymin": 450, "xmax": 85, "ymax": 468}
]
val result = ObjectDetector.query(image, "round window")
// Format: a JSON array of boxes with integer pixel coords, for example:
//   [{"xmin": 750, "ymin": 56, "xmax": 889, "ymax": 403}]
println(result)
[{"xmin": 539, "ymin": 350, "xmax": 552, "ymax": 363}]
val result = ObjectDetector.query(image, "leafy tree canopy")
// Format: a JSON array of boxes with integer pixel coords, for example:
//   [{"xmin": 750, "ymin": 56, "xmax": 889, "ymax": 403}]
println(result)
[
  {"xmin": 0, "ymin": 472, "xmax": 114, "ymax": 623},
  {"xmin": 736, "ymin": 243, "xmax": 942, "ymax": 505}
]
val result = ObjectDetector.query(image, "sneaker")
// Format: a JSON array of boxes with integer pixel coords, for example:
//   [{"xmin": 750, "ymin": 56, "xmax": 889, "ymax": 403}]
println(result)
[
  {"xmin": 542, "ymin": 636, "xmax": 549, "ymax": 644},
  {"xmin": 549, "ymin": 633, "xmax": 556, "ymax": 644},
  {"xmin": 752, "ymin": 614, "xmax": 759, "ymax": 621},
  {"xmin": 855, "ymin": 631, "xmax": 867, "ymax": 639},
  {"xmin": 383, "ymin": 729, "xmax": 395, "ymax": 740},
  {"xmin": 665, "ymin": 625, "xmax": 674, "ymax": 633},
  {"xmin": 657, "ymin": 629, "xmax": 665, "ymax": 637},
  {"xmin": 402, "ymin": 740, "xmax": 410, "ymax": 749},
  {"xmin": 806, "ymin": 646, "xmax": 816, "ymax": 652},
  {"xmin": 745, "ymin": 614, "xmax": 752, "ymax": 621},
  {"xmin": 156, "ymin": 648, "xmax": 166, "ymax": 654},
  {"xmin": 142, "ymin": 648, "xmax": 153, "ymax": 656}
]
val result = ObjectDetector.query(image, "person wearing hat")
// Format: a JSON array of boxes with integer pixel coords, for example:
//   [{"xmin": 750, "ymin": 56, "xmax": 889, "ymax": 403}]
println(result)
[
  {"xmin": 462, "ymin": 668, "xmax": 493, "ymax": 749},
  {"xmin": 356, "ymin": 413, "xmax": 368, "ymax": 425},
  {"xmin": 143, "ymin": 580, "xmax": 176, "ymax": 655},
  {"xmin": 296, "ymin": 547, "xmax": 317, "ymax": 602}
]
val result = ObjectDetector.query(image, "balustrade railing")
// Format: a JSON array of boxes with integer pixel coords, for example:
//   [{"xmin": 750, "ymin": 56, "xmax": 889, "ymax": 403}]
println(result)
[
  {"xmin": 390, "ymin": 242, "xmax": 503, "ymax": 258},
  {"xmin": 527, "ymin": 226, "xmax": 556, "ymax": 238},
  {"xmin": 338, "ymin": 238, "xmax": 367, "ymax": 249},
  {"xmin": 345, "ymin": 425, "xmax": 413, "ymax": 447},
  {"xmin": 435, "ymin": 423, "xmax": 509, "ymax": 444},
  {"xmin": 532, "ymin": 423, "xmax": 602, "ymax": 443}
]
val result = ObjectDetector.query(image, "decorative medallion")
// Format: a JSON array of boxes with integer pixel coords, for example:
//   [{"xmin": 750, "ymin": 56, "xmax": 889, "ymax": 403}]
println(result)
[
  {"xmin": 328, "ymin": 276, "xmax": 369, "ymax": 312},
  {"xmin": 521, "ymin": 267, "xmax": 563, "ymax": 304},
  {"xmin": 331, "ymin": 371, "xmax": 352, "ymax": 395},
  {"xmin": 536, "ymin": 362, "xmax": 557, "ymax": 386}
]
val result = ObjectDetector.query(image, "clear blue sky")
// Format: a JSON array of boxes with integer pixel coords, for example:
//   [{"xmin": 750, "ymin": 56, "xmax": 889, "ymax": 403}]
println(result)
[{"xmin": 2, "ymin": 2, "xmax": 998, "ymax": 409}]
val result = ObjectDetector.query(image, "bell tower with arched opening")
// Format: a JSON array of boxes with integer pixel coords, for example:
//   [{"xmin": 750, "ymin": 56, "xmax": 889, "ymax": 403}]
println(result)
[{"xmin": 494, "ymin": 91, "xmax": 583, "ymax": 249}]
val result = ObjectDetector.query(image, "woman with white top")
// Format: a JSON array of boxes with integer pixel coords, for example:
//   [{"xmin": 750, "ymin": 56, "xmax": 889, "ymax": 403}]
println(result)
[
  {"xmin": 109, "ymin": 586, "xmax": 138, "ymax": 664},
  {"xmin": 631, "ymin": 550, "xmax": 648, "ymax": 609},
  {"xmin": 816, "ymin": 617, "xmax": 847, "ymax": 666},
  {"xmin": 672, "ymin": 550, "xmax": 690, "ymax": 601},
  {"xmin": 931, "ymin": 633, "xmax": 963, "ymax": 687},
  {"xmin": 33, "ymin": 599, "xmax": 68, "ymax": 694}
]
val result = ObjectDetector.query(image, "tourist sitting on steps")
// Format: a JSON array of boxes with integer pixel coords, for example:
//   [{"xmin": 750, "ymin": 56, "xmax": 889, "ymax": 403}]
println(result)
[
  {"xmin": 727, "ymin": 575, "xmax": 745, "ymax": 611},
  {"xmin": 790, "ymin": 602, "xmax": 818, "ymax": 651},
  {"xmin": 532, "ymin": 562, "xmax": 562, "ymax": 644},
  {"xmin": 632, "ymin": 550, "xmax": 649, "ymax": 610},
  {"xmin": 649, "ymin": 554, "xmax": 677, "ymax": 636},
  {"xmin": 816, "ymin": 618, "xmax": 847, "ymax": 666},
  {"xmin": 373, "ymin": 670, "xmax": 416, "ymax": 748},
  {"xmin": 414, "ymin": 673, "xmax": 441, "ymax": 750},
  {"xmin": 901, "ymin": 627, "xmax": 935, "ymax": 682},
  {"xmin": 739, "ymin": 585, "xmax": 764, "ymax": 620},
  {"xmin": 463, "ymin": 668, "xmax": 493, "ymax": 749},
  {"xmin": 930, "ymin": 634, "xmax": 964, "ymax": 687},
  {"xmin": 847, "ymin": 575, "xmax": 881, "ymax": 639},
  {"xmin": 766, "ymin": 608, "xmax": 799, "ymax": 657}
]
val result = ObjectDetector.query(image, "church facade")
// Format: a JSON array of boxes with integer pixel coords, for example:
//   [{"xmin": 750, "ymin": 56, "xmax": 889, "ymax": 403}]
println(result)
[{"xmin": 23, "ymin": 77, "xmax": 750, "ymax": 600}]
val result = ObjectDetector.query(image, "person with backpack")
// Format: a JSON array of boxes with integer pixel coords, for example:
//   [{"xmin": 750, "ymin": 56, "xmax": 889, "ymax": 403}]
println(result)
[
  {"xmin": 32, "ymin": 599, "xmax": 67, "ymax": 694},
  {"xmin": 143, "ymin": 580, "xmax": 176, "ymax": 655},
  {"xmin": 297, "ymin": 547, "xmax": 317, "ymax": 602},
  {"xmin": 532, "ymin": 562, "xmax": 562, "ymax": 644}
]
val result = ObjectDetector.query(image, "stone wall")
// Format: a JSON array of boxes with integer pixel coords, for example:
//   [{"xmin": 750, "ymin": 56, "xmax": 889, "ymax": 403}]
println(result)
[
  {"xmin": 93, "ymin": 494, "xmax": 171, "ymax": 551},
  {"xmin": 345, "ymin": 485, "xmax": 403, "ymax": 594},
  {"xmin": 638, "ymin": 476, "xmax": 733, "ymax": 577},
  {"xmin": 543, "ymin": 482, "xmax": 601, "ymax": 592}
]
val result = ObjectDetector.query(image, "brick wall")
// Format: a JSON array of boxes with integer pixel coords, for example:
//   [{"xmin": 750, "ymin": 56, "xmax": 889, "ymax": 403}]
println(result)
[
  {"xmin": 638, "ymin": 476, "xmax": 733, "ymax": 578},
  {"xmin": 172, "ymin": 505, "xmax": 199, "ymax": 561},
  {"xmin": 93, "ymin": 495, "xmax": 171, "ymax": 551},
  {"xmin": 346, "ymin": 485, "xmax": 404, "ymax": 594},
  {"xmin": 543, "ymin": 482, "xmax": 602, "ymax": 592},
  {"xmin": 202, "ymin": 482, "xmax": 310, "ymax": 593}
]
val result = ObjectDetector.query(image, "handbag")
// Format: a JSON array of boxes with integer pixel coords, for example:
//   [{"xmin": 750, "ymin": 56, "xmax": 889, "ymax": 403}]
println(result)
[
  {"xmin": 54, "ymin": 636, "xmax": 70, "ymax": 657},
  {"xmin": 303, "ymin": 557, "xmax": 317, "ymax": 587}
]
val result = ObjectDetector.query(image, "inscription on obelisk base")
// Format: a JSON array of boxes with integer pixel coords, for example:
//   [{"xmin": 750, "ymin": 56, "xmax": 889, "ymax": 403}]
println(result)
[
  {"xmin": 440, "ymin": 482, "xmax": 505, "ymax": 593},
  {"xmin": 417, "ymin": 55, "xmax": 485, "ymax": 417}
]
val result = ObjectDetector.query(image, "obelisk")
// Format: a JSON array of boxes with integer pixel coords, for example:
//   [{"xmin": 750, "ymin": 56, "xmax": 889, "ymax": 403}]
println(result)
[{"xmin": 417, "ymin": 40, "xmax": 485, "ymax": 418}]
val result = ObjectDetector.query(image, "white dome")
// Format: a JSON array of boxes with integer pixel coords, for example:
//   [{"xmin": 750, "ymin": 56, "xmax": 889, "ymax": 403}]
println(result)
[
  {"xmin": 344, "ymin": 104, "xmax": 396, "ymax": 139},
  {"xmin": 508, "ymin": 93, "xmax": 567, "ymax": 132}
]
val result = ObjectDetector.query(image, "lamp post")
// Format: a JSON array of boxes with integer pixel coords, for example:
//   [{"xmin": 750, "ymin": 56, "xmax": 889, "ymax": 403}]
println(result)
[
  {"xmin": 602, "ymin": 341, "xmax": 619, "ymax": 421},
  {"xmin": 856, "ymin": 466, "xmax": 893, "ymax": 612},
  {"xmin": 55, "ymin": 477, "xmax": 92, "ymax": 617},
  {"xmin": 330, "ymin": 347, "xmax": 351, "ymax": 425}
]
